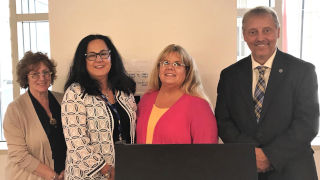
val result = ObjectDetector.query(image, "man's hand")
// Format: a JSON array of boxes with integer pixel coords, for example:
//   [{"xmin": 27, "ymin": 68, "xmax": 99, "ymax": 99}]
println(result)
[{"xmin": 255, "ymin": 148, "xmax": 271, "ymax": 173}]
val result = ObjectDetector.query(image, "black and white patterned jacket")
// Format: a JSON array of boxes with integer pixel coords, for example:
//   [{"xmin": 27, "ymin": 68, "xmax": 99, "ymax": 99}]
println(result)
[{"xmin": 61, "ymin": 83, "xmax": 136, "ymax": 179}]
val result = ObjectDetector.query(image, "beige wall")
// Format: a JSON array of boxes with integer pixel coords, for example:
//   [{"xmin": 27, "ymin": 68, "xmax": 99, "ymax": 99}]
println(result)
[{"xmin": 49, "ymin": 0, "xmax": 237, "ymax": 106}]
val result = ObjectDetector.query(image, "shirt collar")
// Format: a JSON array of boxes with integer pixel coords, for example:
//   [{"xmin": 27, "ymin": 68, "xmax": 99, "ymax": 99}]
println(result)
[{"xmin": 251, "ymin": 49, "xmax": 277, "ymax": 70}]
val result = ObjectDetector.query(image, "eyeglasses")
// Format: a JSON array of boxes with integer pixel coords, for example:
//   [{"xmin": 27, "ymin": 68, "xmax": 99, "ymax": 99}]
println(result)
[
  {"xmin": 159, "ymin": 60, "xmax": 187, "ymax": 68},
  {"xmin": 29, "ymin": 71, "xmax": 52, "ymax": 79},
  {"xmin": 85, "ymin": 50, "xmax": 111, "ymax": 61}
]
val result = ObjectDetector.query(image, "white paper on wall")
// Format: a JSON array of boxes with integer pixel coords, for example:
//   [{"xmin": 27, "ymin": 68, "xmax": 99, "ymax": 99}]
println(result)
[{"xmin": 124, "ymin": 59, "xmax": 151, "ymax": 96}]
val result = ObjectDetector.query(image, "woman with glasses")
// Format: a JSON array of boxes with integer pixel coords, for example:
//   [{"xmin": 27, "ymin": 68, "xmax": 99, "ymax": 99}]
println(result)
[
  {"xmin": 62, "ymin": 34, "xmax": 136, "ymax": 180},
  {"xmin": 136, "ymin": 44, "xmax": 218, "ymax": 144},
  {"xmin": 3, "ymin": 51, "xmax": 66, "ymax": 180}
]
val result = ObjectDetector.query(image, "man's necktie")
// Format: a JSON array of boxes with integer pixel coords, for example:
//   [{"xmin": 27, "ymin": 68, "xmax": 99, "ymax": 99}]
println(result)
[{"xmin": 254, "ymin": 66, "xmax": 267, "ymax": 123}]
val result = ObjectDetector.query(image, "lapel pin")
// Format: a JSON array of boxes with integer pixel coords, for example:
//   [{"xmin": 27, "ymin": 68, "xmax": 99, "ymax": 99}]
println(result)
[{"xmin": 279, "ymin": 68, "xmax": 283, "ymax": 73}]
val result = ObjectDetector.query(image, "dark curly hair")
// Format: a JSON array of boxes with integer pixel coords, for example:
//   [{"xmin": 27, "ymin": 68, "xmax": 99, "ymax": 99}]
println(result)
[
  {"xmin": 64, "ymin": 34, "xmax": 136, "ymax": 95},
  {"xmin": 16, "ymin": 51, "xmax": 57, "ymax": 88}
]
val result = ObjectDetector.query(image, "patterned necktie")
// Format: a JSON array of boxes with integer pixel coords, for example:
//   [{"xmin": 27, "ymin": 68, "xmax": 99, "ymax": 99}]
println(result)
[{"xmin": 254, "ymin": 66, "xmax": 267, "ymax": 123}]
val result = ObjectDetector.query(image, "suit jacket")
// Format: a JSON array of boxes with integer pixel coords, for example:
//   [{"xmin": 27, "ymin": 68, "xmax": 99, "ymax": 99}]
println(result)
[
  {"xmin": 3, "ymin": 91, "xmax": 63, "ymax": 180},
  {"xmin": 215, "ymin": 50, "xmax": 319, "ymax": 180}
]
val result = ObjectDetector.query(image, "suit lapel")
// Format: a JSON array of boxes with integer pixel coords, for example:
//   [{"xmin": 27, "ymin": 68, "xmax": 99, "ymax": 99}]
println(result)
[{"xmin": 260, "ymin": 50, "xmax": 286, "ymax": 121}]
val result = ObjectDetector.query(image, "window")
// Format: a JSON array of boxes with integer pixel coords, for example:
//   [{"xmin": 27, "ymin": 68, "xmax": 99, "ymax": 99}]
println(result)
[
  {"xmin": 16, "ymin": 0, "xmax": 48, "ymax": 14},
  {"xmin": 237, "ymin": 0, "xmax": 275, "ymax": 8},
  {"xmin": 0, "ymin": 0, "xmax": 12, "ymax": 142},
  {"xmin": 237, "ymin": 0, "xmax": 320, "ymax": 145},
  {"xmin": 286, "ymin": 0, "xmax": 320, "ymax": 145},
  {"xmin": 0, "ymin": 0, "xmax": 49, "ymax": 144}
]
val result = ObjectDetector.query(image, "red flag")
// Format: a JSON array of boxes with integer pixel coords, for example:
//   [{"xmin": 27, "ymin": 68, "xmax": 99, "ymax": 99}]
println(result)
[{"xmin": 282, "ymin": 0, "xmax": 288, "ymax": 52}]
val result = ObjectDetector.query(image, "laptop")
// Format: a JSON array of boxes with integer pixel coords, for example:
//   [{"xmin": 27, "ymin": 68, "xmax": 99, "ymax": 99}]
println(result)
[{"xmin": 115, "ymin": 144, "xmax": 257, "ymax": 180}]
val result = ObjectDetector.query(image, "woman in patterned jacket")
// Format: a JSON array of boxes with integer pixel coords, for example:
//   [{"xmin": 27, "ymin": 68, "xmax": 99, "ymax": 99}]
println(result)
[{"xmin": 62, "ymin": 34, "xmax": 136, "ymax": 180}]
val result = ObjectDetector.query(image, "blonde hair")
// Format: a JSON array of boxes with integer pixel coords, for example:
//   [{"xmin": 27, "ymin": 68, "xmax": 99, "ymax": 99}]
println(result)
[{"xmin": 148, "ymin": 44, "xmax": 212, "ymax": 106}]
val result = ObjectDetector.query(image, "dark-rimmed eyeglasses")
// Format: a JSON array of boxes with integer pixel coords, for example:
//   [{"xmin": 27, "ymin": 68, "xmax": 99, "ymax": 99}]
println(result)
[
  {"xmin": 29, "ymin": 71, "xmax": 52, "ymax": 80},
  {"xmin": 85, "ymin": 50, "xmax": 111, "ymax": 61},
  {"xmin": 159, "ymin": 60, "xmax": 187, "ymax": 68}
]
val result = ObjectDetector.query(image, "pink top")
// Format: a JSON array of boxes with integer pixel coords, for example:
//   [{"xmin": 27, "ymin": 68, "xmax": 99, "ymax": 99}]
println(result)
[{"xmin": 136, "ymin": 91, "xmax": 218, "ymax": 144}]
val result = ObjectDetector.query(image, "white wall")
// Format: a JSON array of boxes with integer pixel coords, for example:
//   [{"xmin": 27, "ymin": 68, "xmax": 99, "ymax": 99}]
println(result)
[{"xmin": 48, "ymin": 0, "xmax": 237, "ymax": 106}]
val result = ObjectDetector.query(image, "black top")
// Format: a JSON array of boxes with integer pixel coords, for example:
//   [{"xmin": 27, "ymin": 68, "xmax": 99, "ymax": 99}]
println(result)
[
  {"xmin": 28, "ymin": 90, "xmax": 66, "ymax": 173},
  {"xmin": 111, "ymin": 102, "xmax": 131, "ymax": 144}
]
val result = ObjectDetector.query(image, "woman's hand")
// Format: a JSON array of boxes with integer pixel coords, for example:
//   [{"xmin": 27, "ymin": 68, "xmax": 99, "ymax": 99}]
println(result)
[
  {"xmin": 33, "ymin": 163, "xmax": 58, "ymax": 180},
  {"xmin": 100, "ymin": 164, "xmax": 114, "ymax": 179},
  {"xmin": 57, "ymin": 170, "xmax": 64, "ymax": 180}
]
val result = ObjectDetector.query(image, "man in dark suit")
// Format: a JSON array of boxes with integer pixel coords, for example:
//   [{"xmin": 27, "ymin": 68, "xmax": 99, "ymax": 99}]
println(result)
[{"xmin": 215, "ymin": 6, "xmax": 319, "ymax": 180}]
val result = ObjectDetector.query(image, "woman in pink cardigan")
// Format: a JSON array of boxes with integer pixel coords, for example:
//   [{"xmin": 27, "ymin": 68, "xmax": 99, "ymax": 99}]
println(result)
[{"xmin": 136, "ymin": 44, "xmax": 218, "ymax": 144}]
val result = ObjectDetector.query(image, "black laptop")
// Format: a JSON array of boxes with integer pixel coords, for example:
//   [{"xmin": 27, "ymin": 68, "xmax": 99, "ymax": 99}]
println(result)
[{"xmin": 115, "ymin": 144, "xmax": 257, "ymax": 180}]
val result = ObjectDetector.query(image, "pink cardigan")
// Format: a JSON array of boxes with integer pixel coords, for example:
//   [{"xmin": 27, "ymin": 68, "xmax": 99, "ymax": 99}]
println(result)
[{"xmin": 136, "ymin": 91, "xmax": 218, "ymax": 144}]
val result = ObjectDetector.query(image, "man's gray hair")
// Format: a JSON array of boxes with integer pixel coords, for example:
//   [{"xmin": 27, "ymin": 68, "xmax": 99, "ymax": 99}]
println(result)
[{"xmin": 242, "ymin": 6, "xmax": 280, "ymax": 31}]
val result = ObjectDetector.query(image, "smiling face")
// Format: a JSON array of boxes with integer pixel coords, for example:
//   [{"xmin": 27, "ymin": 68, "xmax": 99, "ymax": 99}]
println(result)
[
  {"xmin": 28, "ymin": 62, "xmax": 51, "ymax": 94},
  {"xmin": 86, "ymin": 39, "xmax": 111, "ymax": 82},
  {"xmin": 159, "ymin": 52, "xmax": 186, "ymax": 89},
  {"xmin": 243, "ymin": 14, "xmax": 280, "ymax": 64}
]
